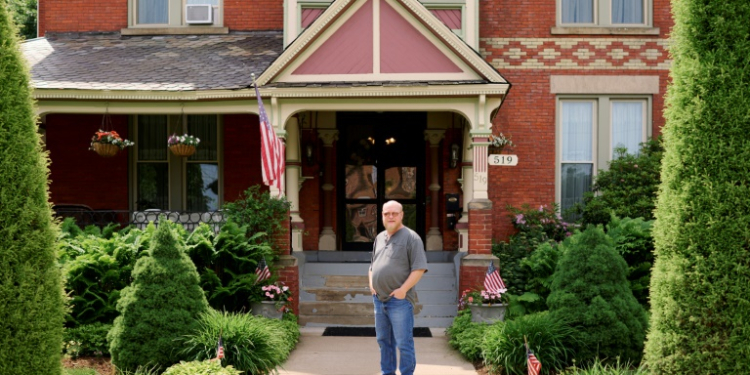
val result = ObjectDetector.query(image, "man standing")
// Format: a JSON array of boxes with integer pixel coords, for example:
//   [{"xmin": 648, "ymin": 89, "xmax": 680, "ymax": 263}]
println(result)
[{"xmin": 369, "ymin": 200, "xmax": 428, "ymax": 375}]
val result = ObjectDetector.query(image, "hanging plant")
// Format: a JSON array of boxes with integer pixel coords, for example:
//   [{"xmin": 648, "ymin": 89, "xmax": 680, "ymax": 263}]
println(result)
[
  {"xmin": 168, "ymin": 133, "xmax": 200, "ymax": 157},
  {"xmin": 488, "ymin": 133, "xmax": 514, "ymax": 154},
  {"xmin": 90, "ymin": 130, "xmax": 134, "ymax": 157}
]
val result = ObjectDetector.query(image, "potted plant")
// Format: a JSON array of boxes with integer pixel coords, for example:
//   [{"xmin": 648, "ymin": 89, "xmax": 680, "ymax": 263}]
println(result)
[
  {"xmin": 250, "ymin": 282, "xmax": 292, "ymax": 320},
  {"xmin": 168, "ymin": 133, "xmax": 200, "ymax": 157},
  {"xmin": 460, "ymin": 288, "xmax": 508, "ymax": 323},
  {"xmin": 488, "ymin": 133, "xmax": 514, "ymax": 154},
  {"xmin": 90, "ymin": 129, "xmax": 134, "ymax": 157}
]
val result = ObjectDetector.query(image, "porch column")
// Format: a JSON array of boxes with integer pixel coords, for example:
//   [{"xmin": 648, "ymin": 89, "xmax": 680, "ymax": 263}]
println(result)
[
  {"xmin": 456, "ymin": 129, "xmax": 474, "ymax": 252},
  {"xmin": 317, "ymin": 129, "xmax": 338, "ymax": 250},
  {"xmin": 285, "ymin": 117, "xmax": 304, "ymax": 252},
  {"xmin": 424, "ymin": 130, "xmax": 445, "ymax": 251}
]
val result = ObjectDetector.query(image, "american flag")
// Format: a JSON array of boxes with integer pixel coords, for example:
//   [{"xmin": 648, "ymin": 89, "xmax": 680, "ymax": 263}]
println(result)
[
  {"xmin": 527, "ymin": 347, "xmax": 541, "ymax": 375},
  {"xmin": 255, "ymin": 257, "xmax": 271, "ymax": 284},
  {"xmin": 216, "ymin": 335, "xmax": 225, "ymax": 360},
  {"xmin": 254, "ymin": 82, "xmax": 285, "ymax": 196},
  {"xmin": 484, "ymin": 262, "xmax": 506, "ymax": 293}
]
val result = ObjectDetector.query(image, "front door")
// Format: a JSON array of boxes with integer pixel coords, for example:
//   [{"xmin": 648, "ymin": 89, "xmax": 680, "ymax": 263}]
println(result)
[{"xmin": 337, "ymin": 112, "xmax": 426, "ymax": 250}]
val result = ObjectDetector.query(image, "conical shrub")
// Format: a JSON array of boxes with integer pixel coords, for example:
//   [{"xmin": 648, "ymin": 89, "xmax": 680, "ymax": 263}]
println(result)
[
  {"xmin": 547, "ymin": 226, "xmax": 648, "ymax": 365},
  {"xmin": 108, "ymin": 218, "xmax": 209, "ymax": 372},
  {"xmin": 0, "ymin": 4, "xmax": 65, "ymax": 375},
  {"xmin": 644, "ymin": 0, "xmax": 750, "ymax": 372}
]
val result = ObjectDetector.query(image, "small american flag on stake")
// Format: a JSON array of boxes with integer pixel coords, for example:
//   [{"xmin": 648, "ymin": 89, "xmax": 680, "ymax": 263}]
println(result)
[
  {"xmin": 525, "ymin": 336, "xmax": 541, "ymax": 375},
  {"xmin": 216, "ymin": 334, "xmax": 225, "ymax": 360},
  {"xmin": 253, "ymin": 76, "xmax": 285, "ymax": 196},
  {"xmin": 484, "ymin": 262, "xmax": 506, "ymax": 293},
  {"xmin": 255, "ymin": 258, "xmax": 271, "ymax": 284}
]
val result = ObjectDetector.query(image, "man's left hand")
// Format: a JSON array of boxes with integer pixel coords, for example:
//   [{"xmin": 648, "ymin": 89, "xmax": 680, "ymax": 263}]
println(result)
[{"xmin": 389, "ymin": 288, "xmax": 407, "ymax": 300}]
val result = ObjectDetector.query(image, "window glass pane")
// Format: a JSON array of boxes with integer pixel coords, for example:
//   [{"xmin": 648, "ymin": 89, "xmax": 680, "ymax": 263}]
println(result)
[
  {"xmin": 385, "ymin": 167, "xmax": 416, "ymax": 199},
  {"xmin": 138, "ymin": 115, "xmax": 168, "ymax": 161},
  {"xmin": 188, "ymin": 115, "xmax": 218, "ymax": 161},
  {"xmin": 561, "ymin": 102, "xmax": 593, "ymax": 161},
  {"xmin": 345, "ymin": 203, "xmax": 377, "ymax": 242},
  {"xmin": 561, "ymin": 163, "xmax": 592, "ymax": 216},
  {"xmin": 186, "ymin": 163, "xmax": 219, "ymax": 211},
  {"xmin": 187, "ymin": 0, "xmax": 219, "ymax": 5},
  {"xmin": 402, "ymin": 204, "xmax": 417, "ymax": 233},
  {"xmin": 612, "ymin": 101, "xmax": 643, "ymax": 156},
  {"xmin": 138, "ymin": 0, "xmax": 168, "ymax": 24},
  {"xmin": 612, "ymin": 0, "xmax": 643, "ymax": 23},
  {"xmin": 345, "ymin": 165, "xmax": 377, "ymax": 199},
  {"xmin": 562, "ymin": 0, "xmax": 594, "ymax": 23},
  {"xmin": 137, "ymin": 163, "xmax": 169, "ymax": 210}
]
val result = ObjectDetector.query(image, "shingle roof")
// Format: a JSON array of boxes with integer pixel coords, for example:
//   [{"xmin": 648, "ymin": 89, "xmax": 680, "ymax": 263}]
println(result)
[{"xmin": 21, "ymin": 32, "xmax": 283, "ymax": 91}]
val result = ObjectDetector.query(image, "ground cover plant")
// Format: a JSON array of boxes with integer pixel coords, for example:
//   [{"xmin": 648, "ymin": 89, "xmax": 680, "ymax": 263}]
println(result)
[
  {"xmin": 0, "ymin": 4, "xmax": 65, "ymax": 374},
  {"xmin": 644, "ymin": 0, "xmax": 750, "ymax": 372}
]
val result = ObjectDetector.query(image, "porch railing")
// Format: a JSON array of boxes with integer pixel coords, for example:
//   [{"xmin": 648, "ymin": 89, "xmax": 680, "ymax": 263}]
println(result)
[{"xmin": 53, "ymin": 207, "xmax": 225, "ymax": 232}]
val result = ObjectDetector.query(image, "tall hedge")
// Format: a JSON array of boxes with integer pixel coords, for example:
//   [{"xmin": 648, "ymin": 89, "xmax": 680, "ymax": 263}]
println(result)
[
  {"xmin": 108, "ymin": 219, "xmax": 209, "ymax": 372},
  {"xmin": 644, "ymin": 0, "xmax": 750, "ymax": 372},
  {"xmin": 547, "ymin": 226, "xmax": 647, "ymax": 365},
  {"xmin": 0, "ymin": 4, "xmax": 65, "ymax": 375}
]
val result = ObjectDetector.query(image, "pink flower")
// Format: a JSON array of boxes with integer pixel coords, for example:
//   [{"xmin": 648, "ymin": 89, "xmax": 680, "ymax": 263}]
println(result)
[{"xmin": 468, "ymin": 297, "xmax": 474, "ymax": 303}]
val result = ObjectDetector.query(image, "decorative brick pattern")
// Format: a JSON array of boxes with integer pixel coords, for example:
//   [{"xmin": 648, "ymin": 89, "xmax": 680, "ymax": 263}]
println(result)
[{"xmin": 481, "ymin": 38, "xmax": 671, "ymax": 70}]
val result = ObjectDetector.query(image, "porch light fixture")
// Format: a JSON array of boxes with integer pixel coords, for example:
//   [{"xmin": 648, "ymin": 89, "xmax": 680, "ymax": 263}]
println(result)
[
  {"xmin": 450, "ymin": 143, "xmax": 460, "ymax": 168},
  {"xmin": 305, "ymin": 143, "xmax": 315, "ymax": 166}
]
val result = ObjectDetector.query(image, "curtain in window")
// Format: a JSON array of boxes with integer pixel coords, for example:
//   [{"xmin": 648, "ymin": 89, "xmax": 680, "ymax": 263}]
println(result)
[
  {"xmin": 612, "ymin": 0, "xmax": 643, "ymax": 24},
  {"xmin": 562, "ymin": 0, "xmax": 594, "ymax": 23},
  {"xmin": 187, "ymin": 115, "xmax": 217, "ymax": 161},
  {"xmin": 138, "ymin": 0, "xmax": 168, "ymax": 24},
  {"xmin": 612, "ymin": 101, "xmax": 643, "ymax": 155},
  {"xmin": 562, "ymin": 102, "xmax": 593, "ymax": 162},
  {"xmin": 187, "ymin": 0, "xmax": 219, "ymax": 5},
  {"xmin": 561, "ymin": 164, "xmax": 592, "ymax": 215},
  {"xmin": 138, "ymin": 116, "xmax": 168, "ymax": 161}
]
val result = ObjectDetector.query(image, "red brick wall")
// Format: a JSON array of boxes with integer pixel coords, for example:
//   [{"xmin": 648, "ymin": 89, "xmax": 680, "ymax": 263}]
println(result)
[
  {"xmin": 459, "ymin": 265, "xmax": 486, "ymax": 300},
  {"xmin": 276, "ymin": 262, "xmax": 299, "ymax": 315},
  {"xmin": 468, "ymin": 207, "xmax": 493, "ymax": 254},
  {"xmin": 46, "ymin": 114, "xmax": 129, "ymax": 210},
  {"xmin": 223, "ymin": 114, "xmax": 263, "ymax": 203},
  {"xmin": 224, "ymin": 0, "xmax": 283, "ymax": 31},
  {"xmin": 39, "ymin": 0, "xmax": 127, "ymax": 35}
]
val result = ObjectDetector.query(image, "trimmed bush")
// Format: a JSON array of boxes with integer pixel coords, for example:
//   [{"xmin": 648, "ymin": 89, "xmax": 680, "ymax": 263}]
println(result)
[
  {"xmin": 63, "ymin": 323, "xmax": 111, "ymax": 359},
  {"xmin": 445, "ymin": 309, "xmax": 486, "ymax": 362},
  {"xmin": 180, "ymin": 309, "xmax": 300, "ymax": 375},
  {"xmin": 644, "ymin": 0, "xmax": 750, "ymax": 372},
  {"xmin": 481, "ymin": 312, "xmax": 575, "ymax": 375},
  {"xmin": 0, "ymin": 4, "xmax": 65, "ymax": 375},
  {"xmin": 163, "ymin": 361, "xmax": 241, "ymax": 375},
  {"xmin": 547, "ymin": 226, "xmax": 647, "ymax": 365},
  {"xmin": 108, "ymin": 218, "xmax": 209, "ymax": 372}
]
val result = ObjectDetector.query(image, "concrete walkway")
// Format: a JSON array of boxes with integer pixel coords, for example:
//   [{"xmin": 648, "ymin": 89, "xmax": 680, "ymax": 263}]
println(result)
[{"xmin": 277, "ymin": 327, "xmax": 479, "ymax": 375}]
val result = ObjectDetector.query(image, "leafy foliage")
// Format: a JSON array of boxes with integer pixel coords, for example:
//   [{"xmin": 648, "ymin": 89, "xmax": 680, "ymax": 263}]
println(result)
[
  {"xmin": 505, "ymin": 241, "xmax": 563, "ymax": 317},
  {"xmin": 108, "ymin": 219, "xmax": 209, "ymax": 373},
  {"xmin": 445, "ymin": 309, "xmax": 486, "ymax": 362},
  {"xmin": 606, "ymin": 216, "xmax": 654, "ymax": 307},
  {"xmin": 5, "ymin": 0, "xmax": 36, "ymax": 40},
  {"xmin": 579, "ymin": 139, "xmax": 664, "ymax": 226},
  {"xmin": 163, "ymin": 361, "xmax": 241, "ymax": 375},
  {"xmin": 493, "ymin": 232, "xmax": 552, "ymax": 298},
  {"xmin": 63, "ymin": 323, "xmax": 111, "ymax": 359},
  {"xmin": 0, "ymin": 5, "xmax": 65, "ymax": 374},
  {"xmin": 222, "ymin": 185, "xmax": 291, "ymax": 244},
  {"xmin": 481, "ymin": 312, "xmax": 576, "ymax": 375},
  {"xmin": 548, "ymin": 226, "xmax": 648, "ymax": 366},
  {"xmin": 508, "ymin": 203, "xmax": 571, "ymax": 242},
  {"xmin": 644, "ymin": 1, "xmax": 750, "ymax": 372},
  {"xmin": 180, "ymin": 309, "xmax": 300, "ymax": 375},
  {"xmin": 559, "ymin": 358, "xmax": 647, "ymax": 375}
]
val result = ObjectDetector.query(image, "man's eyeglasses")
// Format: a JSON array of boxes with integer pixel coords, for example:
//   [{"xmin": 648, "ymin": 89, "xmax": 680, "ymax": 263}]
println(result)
[{"xmin": 382, "ymin": 212, "xmax": 402, "ymax": 217}]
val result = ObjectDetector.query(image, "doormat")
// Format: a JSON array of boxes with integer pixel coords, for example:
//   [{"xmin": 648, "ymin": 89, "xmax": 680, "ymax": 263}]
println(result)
[{"xmin": 322, "ymin": 327, "xmax": 432, "ymax": 337}]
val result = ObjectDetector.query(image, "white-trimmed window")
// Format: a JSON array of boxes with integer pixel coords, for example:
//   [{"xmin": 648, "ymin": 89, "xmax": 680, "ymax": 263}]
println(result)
[
  {"xmin": 426, "ymin": 4, "xmax": 464, "ymax": 38},
  {"xmin": 557, "ymin": 97, "xmax": 649, "ymax": 215},
  {"xmin": 130, "ymin": 0, "xmax": 222, "ymax": 27},
  {"xmin": 557, "ymin": 0, "xmax": 651, "ymax": 27},
  {"xmin": 132, "ymin": 115, "xmax": 222, "ymax": 211}
]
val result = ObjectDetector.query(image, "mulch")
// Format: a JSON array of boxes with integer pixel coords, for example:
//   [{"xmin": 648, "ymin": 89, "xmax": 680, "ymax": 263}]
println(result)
[{"xmin": 62, "ymin": 356, "xmax": 115, "ymax": 375}]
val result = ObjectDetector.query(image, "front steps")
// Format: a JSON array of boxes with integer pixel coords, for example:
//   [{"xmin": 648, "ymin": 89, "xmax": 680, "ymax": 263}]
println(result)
[{"xmin": 297, "ymin": 252, "xmax": 459, "ymax": 327}]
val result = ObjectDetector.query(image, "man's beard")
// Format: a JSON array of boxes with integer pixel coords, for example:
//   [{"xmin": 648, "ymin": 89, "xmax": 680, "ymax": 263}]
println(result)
[{"xmin": 384, "ymin": 221, "xmax": 401, "ymax": 233}]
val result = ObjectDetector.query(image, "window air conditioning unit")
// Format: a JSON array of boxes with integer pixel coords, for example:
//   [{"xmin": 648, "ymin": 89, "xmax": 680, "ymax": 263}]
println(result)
[{"xmin": 186, "ymin": 4, "xmax": 213, "ymax": 24}]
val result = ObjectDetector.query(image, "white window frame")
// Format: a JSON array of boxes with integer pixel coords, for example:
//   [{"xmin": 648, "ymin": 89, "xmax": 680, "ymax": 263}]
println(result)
[
  {"xmin": 128, "ymin": 0, "xmax": 223, "ymax": 28},
  {"xmin": 555, "ymin": 95, "xmax": 651, "ymax": 214},
  {"xmin": 554, "ymin": 0, "xmax": 656, "ymax": 34},
  {"xmin": 130, "ymin": 114, "xmax": 223, "ymax": 212},
  {"xmin": 423, "ymin": 3, "xmax": 465, "ymax": 39}
]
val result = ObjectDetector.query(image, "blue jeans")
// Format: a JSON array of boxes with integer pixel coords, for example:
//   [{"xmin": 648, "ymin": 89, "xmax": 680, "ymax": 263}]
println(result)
[{"xmin": 373, "ymin": 295, "xmax": 416, "ymax": 375}]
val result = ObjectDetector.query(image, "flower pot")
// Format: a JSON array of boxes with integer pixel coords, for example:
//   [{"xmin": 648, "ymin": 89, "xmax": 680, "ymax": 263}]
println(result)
[
  {"xmin": 250, "ymin": 301, "xmax": 285, "ymax": 320},
  {"xmin": 488, "ymin": 146, "xmax": 505, "ymax": 155},
  {"xmin": 92, "ymin": 143, "xmax": 120, "ymax": 157},
  {"xmin": 170, "ymin": 144, "xmax": 196, "ymax": 157},
  {"xmin": 469, "ymin": 303, "xmax": 507, "ymax": 324}
]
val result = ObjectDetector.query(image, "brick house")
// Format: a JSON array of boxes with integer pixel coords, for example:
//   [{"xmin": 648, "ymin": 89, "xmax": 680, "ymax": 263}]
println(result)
[{"xmin": 22, "ymin": 0, "xmax": 671, "ymax": 326}]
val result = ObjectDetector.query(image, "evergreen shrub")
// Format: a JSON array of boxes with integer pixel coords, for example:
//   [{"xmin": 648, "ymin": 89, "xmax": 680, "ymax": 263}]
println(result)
[
  {"xmin": 606, "ymin": 216, "xmax": 654, "ymax": 307},
  {"xmin": 644, "ymin": 0, "xmax": 750, "ymax": 372},
  {"xmin": 180, "ymin": 309, "xmax": 300, "ymax": 375},
  {"xmin": 547, "ymin": 226, "xmax": 647, "ymax": 365},
  {"xmin": 163, "ymin": 361, "xmax": 241, "ymax": 375},
  {"xmin": 0, "ymin": 5, "xmax": 65, "ymax": 374},
  {"xmin": 63, "ymin": 323, "xmax": 111, "ymax": 359},
  {"xmin": 481, "ymin": 312, "xmax": 575, "ymax": 375},
  {"xmin": 108, "ymin": 218, "xmax": 209, "ymax": 372}
]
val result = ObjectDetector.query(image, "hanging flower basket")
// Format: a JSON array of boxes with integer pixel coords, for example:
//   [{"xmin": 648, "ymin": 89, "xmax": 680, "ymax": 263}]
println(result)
[
  {"xmin": 168, "ymin": 133, "xmax": 200, "ymax": 157},
  {"xmin": 92, "ymin": 142, "xmax": 120, "ymax": 157},
  {"xmin": 170, "ymin": 144, "xmax": 196, "ymax": 157},
  {"xmin": 488, "ymin": 145, "xmax": 506, "ymax": 155},
  {"xmin": 90, "ymin": 129, "xmax": 134, "ymax": 157},
  {"xmin": 488, "ymin": 133, "xmax": 514, "ymax": 154}
]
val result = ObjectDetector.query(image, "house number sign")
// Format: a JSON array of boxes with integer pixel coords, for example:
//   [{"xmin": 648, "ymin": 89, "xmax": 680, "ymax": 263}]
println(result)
[{"xmin": 488, "ymin": 154, "xmax": 519, "ymax": 166}]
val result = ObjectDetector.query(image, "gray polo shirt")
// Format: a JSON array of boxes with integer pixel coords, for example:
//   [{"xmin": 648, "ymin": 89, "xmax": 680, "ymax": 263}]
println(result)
[{"xmin": 370, "ymin": 226, "xmax": 428, "ymax": 307}]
